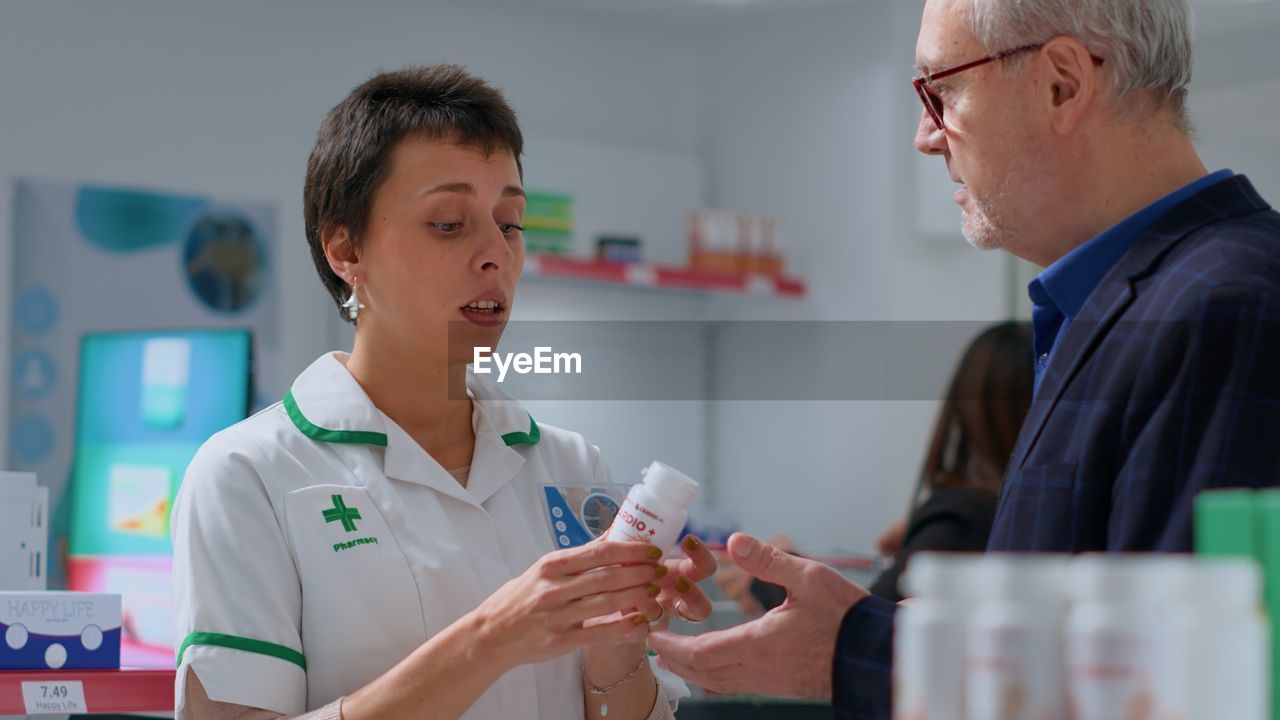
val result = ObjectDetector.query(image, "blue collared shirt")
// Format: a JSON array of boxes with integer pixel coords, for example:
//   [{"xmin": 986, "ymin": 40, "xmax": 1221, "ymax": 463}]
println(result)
[{"xmin": 1028, "ymin": 169, "xmax": 1236, "ymax": 393}]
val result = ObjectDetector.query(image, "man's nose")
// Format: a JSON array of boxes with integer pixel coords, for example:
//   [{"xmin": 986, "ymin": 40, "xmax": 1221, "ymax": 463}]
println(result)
[{"xmin": 914, "ymin": 107, "xmax": 946, "ymax": 156}]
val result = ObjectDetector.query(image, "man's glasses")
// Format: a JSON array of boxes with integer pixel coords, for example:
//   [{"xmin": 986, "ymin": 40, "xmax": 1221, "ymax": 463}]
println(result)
[{"xmin": 912, "ymin": 43, "xmax": 1104, "ymax": 132}]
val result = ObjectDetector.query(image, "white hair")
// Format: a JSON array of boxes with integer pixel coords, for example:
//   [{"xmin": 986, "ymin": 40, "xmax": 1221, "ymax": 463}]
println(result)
[{"xmin": 964, "ymin": 0, "xmax": 1194, "ymax": 131}]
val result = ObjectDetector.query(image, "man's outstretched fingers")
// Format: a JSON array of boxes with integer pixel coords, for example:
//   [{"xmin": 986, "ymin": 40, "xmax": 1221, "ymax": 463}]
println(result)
[{"xmin": 727, "ymin": 532, "xmax": 806, "ymax": 588}]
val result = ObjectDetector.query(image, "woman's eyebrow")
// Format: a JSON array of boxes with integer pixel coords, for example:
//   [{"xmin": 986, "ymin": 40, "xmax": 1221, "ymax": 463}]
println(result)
[
  {"xmin": 419, "ymin": 181, "xmax": 476, "ymax": 198},
  {"xmin": 417, "ymin": 182, "xmax": 526, "ymax": 199}
]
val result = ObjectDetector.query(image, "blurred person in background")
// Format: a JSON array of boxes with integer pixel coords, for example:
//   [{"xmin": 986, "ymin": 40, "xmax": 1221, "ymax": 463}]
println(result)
[{"xmin": 716, "ymin": 321, "xmax": 1033, "ymax": 613}]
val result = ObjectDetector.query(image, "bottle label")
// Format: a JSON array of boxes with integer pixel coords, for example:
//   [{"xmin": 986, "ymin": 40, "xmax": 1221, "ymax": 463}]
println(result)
[
  {"xmin": 967, "ymin": 624, "xmax": 1064, "ymax": 720},
  {"xmin": 608, "ymin": 494, "xmax": 683, "ymax": 553},
  {"xmin": 1067, "ymin": 631, "xmax": 1152, "ymax": 720}
]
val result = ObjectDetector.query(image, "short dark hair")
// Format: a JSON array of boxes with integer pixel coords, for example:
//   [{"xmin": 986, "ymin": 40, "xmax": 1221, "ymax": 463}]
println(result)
[{"xmin": 303, "ymin": 64, "xmax": 524, "ymax": 322}]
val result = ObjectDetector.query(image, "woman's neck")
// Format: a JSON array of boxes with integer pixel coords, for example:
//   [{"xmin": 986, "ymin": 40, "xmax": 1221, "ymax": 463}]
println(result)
[{"xmin": 343, "ymin": 328, "xmax": 475, "ymax": 468}]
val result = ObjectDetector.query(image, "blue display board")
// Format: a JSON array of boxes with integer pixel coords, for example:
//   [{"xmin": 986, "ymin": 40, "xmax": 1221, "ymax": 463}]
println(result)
[{"xmin": 65, "ymin": 328, "xmax": 252, "ymax": 667}]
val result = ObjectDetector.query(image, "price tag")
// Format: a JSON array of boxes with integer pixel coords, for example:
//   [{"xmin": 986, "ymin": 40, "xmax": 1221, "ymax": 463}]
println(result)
[{"xmin": 21, "ymin": 680, "xmax": 88, "ymax": 714}]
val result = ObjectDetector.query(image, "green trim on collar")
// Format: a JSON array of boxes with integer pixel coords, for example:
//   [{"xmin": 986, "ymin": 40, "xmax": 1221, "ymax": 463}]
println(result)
[
  {"xmin": 501, "ymin": 413, "xmax": 541, "ymax": 446},
  {"xmin": 177, "ymin": 632, "xmax": 306, "ymax": 671},
  {"xmin": 284, "ymin": 389, "xmax": 388, "ymax": 447}
]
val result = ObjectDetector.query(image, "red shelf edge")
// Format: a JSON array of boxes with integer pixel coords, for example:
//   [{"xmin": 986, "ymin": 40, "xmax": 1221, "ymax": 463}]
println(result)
[
  {"xmin": 525, "ymin": 254, "xmax": 806, "ymax": 299},
  {"xmin": 0, "ymin": 668, "xmax": 175, "ymax": 714}
]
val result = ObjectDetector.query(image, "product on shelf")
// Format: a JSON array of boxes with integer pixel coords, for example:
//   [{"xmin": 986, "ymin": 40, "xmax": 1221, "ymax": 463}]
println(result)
[
  {"xmin": 894, "ymin": 552, "xmax": 983, "ymax": 720},
  {"xmin": 0, "ymin": 472, "xmax": 47, "ymax": 591},
  {"xmin": 966, "ymin": 555, "xmax": 1069, "ymax": 720},
  {"xmin": 523, "ymin": 191, "xmax": 574, "ymax": 254},
  {"xmin": 1196, "ymin": 489, "xmax": 1280, "ymax": 720},
  {"xmin": 892, "ymin": 549, "xmax": 1269, "ymax": 720},
  {"xmin": 0, "ymin": 591, "xmax": 121, "ymax": 670},
  {"xmin": 687, "ymin": 209, "xmax": 785, "ymax": 277},
  {"xmin": 595, "ymin": 235, "xmax": 642, "ymax": 264}
]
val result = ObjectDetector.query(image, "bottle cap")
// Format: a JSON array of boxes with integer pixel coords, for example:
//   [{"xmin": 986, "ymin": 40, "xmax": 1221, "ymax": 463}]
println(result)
[
  {"xmin": 1186, "ymin": 557, "xmax": 1262, "ymax": 609},
  {"xmin": 977, "ymin": 553, "xmax": 1071, "ymax": 605},
  {"xmin": 1070, "ymin": 554, "xmax": 1190, "ymax": 606},
  {"xmin": 642, "ymin": 461, "xmax": 699, "ymax": 507},
  {"xmin": 901, "ymin": 552, "xmax": 984, "ymax": 601}
]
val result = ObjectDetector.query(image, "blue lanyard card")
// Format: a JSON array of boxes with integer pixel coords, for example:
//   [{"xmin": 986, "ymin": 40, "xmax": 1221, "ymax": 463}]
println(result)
[{"xmin": 540, "ymin": 483, "xmax": 632, "ymax": 549}]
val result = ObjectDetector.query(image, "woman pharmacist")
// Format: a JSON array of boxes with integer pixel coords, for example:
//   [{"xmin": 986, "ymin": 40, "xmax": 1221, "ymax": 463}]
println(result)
[{"xmin": 171, "ymin": 65, "xmax": 716, "ymax": 720}]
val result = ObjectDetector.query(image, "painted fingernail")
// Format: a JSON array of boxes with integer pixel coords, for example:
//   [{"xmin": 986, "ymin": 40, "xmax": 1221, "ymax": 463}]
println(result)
[
  {"xmin": 653, "ymin": 565, "xmax": 669, "ymax": 579},
  {"xmin": 633, "ymin": 614, "xmax": 649, "ymax": 626},
  {"xmin": 683, "ymin": 535, "xmax": 700, "ymax": 552},
  {"xmin": 675, "ymin": 576, "xmax": 692, "ymax": 593},
  {"xmin": 647, "ymin": 584, "xmax": 661, "ymax": 598},
  {"xmin": 647, "ymin": 545, "xmax": 663, "ymax": 560}
]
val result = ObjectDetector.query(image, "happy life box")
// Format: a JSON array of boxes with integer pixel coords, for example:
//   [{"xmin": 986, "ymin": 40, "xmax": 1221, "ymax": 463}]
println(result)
[{"xmin": 0, "ymin": 591, "xmax": 121, "ymax": 669}]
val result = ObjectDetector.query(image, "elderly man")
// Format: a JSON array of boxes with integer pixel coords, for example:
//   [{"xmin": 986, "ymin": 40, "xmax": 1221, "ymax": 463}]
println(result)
[{"xmin": 648, "ymin": 0, "xmax": 1280, "ymax": 716}]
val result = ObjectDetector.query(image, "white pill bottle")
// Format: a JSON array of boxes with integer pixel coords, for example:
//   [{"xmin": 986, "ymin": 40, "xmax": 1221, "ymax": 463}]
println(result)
[
  {"xmin": 894, "ymin": 552, "xmax": 981, "ymax": 720},
  {"xmin": 606, "ymin": 461, "xmax": 699, "ymax": 554},
  {"xmin": 965, "ymin": 554, "xmax": 1070, "ymax": 720},
  {"xmin": 1152, "ymin": 558, "xmax": 1268, "ymax": 720},
  {"xmin": 1065, "ymin": 555, "xmax": 1184, "ymax": 720}
]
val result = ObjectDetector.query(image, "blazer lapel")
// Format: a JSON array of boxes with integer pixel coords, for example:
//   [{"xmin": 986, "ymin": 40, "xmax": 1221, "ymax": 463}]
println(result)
[
  {"xmin": 1008, "ymin": 175, "xmax": 1272, "ymax": 471},
  {"xmin": 1009, "ymin": 278, "xmax": 1135, "ymax": 471}
]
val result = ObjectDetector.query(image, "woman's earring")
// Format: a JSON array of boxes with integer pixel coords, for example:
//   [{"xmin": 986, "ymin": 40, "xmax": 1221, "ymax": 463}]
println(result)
[{"xmin": 341, "ymin": 278, "xmax": 365, "ymax": 320}]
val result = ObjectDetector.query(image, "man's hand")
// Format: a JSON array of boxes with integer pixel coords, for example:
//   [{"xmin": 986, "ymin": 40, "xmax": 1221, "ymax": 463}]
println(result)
[{"xmin": 646, "ymin": 532, "xmax": 868, "ymax": 699}]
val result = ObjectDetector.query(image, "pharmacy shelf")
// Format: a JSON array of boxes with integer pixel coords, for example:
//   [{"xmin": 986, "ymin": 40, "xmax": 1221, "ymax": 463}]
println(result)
[
  {"xmin": 0, "ymin": 667, "xmax": 174, "ymax": 715},
  {"xmin": 523, "ymin": 254, "xmax": 806, "ymax": 299}
]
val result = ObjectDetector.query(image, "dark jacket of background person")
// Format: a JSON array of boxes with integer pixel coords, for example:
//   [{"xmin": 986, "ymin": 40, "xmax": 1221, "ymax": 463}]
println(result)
[{"xmin": 865, "ymin": 486, "xmax": 997, "ymax": 602}]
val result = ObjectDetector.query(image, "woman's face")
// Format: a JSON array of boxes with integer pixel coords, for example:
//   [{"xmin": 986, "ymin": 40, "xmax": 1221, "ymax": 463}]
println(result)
[{"xmin": 352, "ymin": 135, "xmax": 525, "ymax": 366}]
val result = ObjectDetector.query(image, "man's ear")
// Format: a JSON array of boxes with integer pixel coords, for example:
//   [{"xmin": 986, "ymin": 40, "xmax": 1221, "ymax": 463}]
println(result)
[
  {"xmin": 323, "ymin": 224, "xmax": 361, "ymax": 282},
  {"xmin": 1040, "ymin": 36, "xmax": 1099, "ymax": 135}
]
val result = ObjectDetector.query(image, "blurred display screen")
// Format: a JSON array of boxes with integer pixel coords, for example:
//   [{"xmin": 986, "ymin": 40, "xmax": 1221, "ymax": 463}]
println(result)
[{"xmin": 65, "ymin": 328, "xmax": 251, "ymax": 667}]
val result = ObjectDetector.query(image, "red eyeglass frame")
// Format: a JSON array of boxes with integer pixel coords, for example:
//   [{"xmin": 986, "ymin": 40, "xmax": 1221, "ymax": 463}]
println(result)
[{"xmin": 912, "ymin": 42, "xmax": 1104, "ymax": 132}]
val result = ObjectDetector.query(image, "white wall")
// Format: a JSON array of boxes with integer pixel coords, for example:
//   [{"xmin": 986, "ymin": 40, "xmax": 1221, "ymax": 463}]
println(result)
[
  {"xmin": 0, "ymin": 0, "xmax": 703, "ymax": 470},
  {"xmin": 1190, "ymin": 21, "xmax": 1280, "ymax": 200},
  {"xmin": 696, "ymin": 1, "xmax": 1008, "ymax": 553}
]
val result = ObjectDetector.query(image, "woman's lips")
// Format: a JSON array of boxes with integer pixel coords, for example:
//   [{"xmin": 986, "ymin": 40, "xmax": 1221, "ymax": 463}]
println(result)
[{"xmin": 459, "ymin": 306, "xmax": 505, "ymax": 327}]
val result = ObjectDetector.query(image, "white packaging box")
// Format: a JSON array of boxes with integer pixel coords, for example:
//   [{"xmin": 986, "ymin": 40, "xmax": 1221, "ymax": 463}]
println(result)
[
  {"xmin": 0, "ymin": 592, "xmax": 122, "ymax": 669},
  {"xmin": 0, "ymin": 471, "xmax": 48, "ymax": 590}
]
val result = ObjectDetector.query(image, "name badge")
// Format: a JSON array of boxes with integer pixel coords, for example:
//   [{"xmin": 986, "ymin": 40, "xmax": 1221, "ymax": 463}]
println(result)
[{"xmin": 540, "ymin": 484, "xmax": 631, "ymax": 549}]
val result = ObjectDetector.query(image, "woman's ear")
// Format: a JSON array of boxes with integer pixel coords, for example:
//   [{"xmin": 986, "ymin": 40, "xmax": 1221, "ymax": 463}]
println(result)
[{"xmin": 323, "ymin": 224, "xmax": 361, "ymax": 283}]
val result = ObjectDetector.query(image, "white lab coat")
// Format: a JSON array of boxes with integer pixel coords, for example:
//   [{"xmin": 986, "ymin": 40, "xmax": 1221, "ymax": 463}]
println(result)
[{"xmin": 172, "ymin": 352, "xmax": 682, "ymax": 718}]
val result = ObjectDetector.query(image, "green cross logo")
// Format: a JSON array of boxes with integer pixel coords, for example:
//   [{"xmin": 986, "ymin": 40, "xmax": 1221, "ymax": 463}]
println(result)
[{"xmin": 322, "ymin": 494, "xmax": 362, "ymax": 532}]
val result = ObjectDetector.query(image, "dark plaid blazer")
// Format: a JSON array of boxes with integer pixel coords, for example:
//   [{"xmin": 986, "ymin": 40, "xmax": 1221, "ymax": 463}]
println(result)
[{"xmin": 833, "ymin": 175, "xmax": 1280, "ymax": 719}]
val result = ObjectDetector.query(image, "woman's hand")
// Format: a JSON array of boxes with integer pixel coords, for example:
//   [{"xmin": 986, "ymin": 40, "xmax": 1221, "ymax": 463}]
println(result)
[
  {"xmin": 468, "ymin": 540, "xmax": 667, "ymax": 667},
  {"xmin": 580, "ymin": 535, "xmax": 719, "ymax": 720},
  {"xmin": 651, "ymin": 535, "xmax": 718, "ymax": 625}
]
